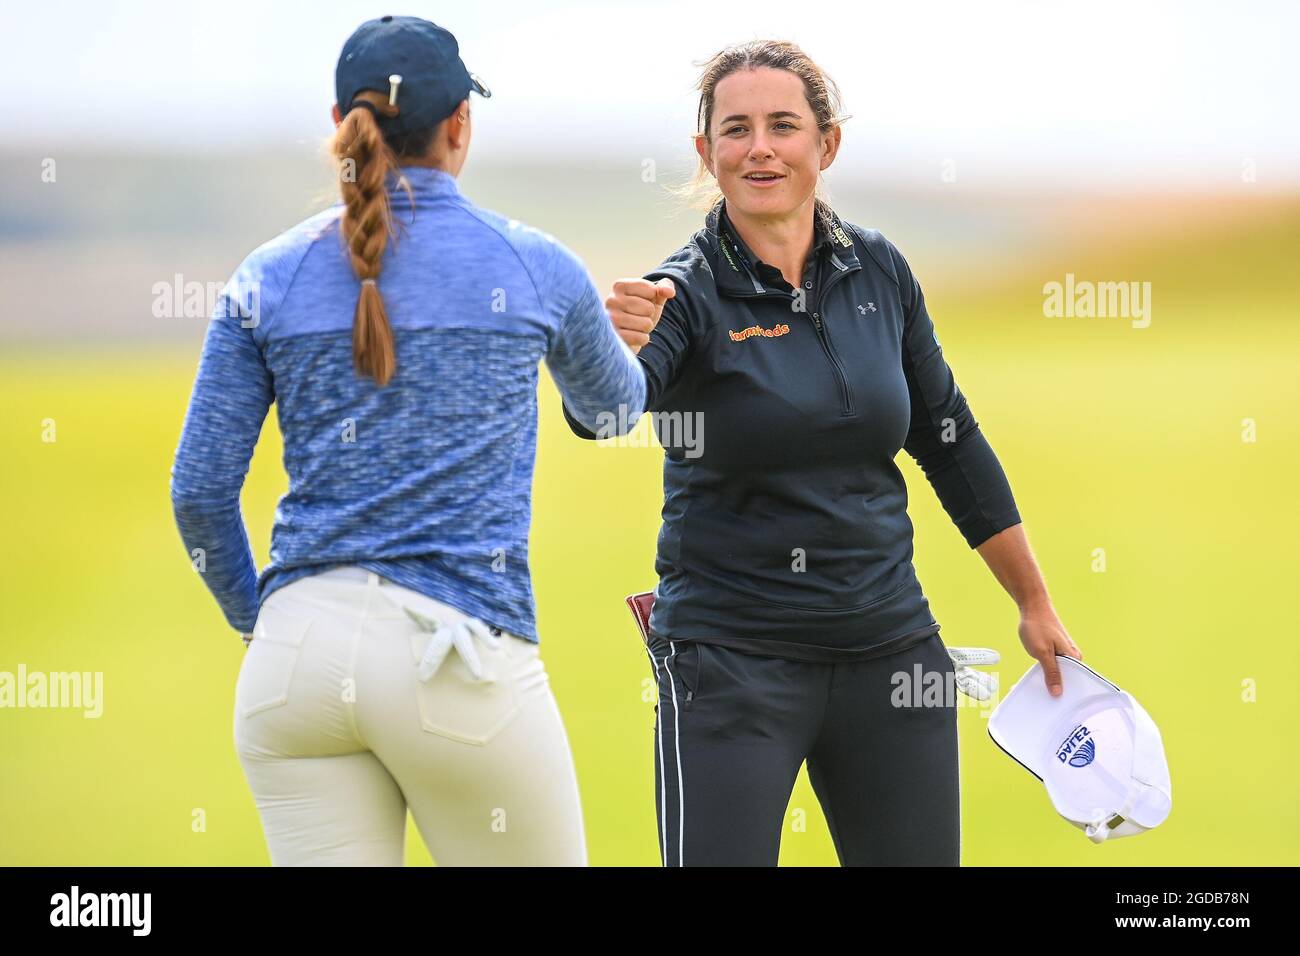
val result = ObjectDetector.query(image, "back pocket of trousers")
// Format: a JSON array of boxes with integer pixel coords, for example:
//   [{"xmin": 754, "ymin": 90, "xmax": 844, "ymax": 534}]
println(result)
[
  {"xmin": 237, "ymin": 603, "xmax": 312, "ymax": 718},
  {"xmin": 409, "ymin": 631, "xmax": 525, "ymax": 746}
]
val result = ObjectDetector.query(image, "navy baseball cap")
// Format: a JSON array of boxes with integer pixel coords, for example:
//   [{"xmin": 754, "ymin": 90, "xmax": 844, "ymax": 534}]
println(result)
[{"xmin": 335, "ymin": 16, "xmax": 490, "ymax": 133}]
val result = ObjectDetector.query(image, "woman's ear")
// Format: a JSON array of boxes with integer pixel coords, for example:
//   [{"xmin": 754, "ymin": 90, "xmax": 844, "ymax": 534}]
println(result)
[
  {"xmin": 446, "ymin": 98, "xmax": 471, "ymax": 148},
  {"xmin": 819, "ymin": 125, "xmax": 842, "ymax": 171},
  {"xmin": 331, "ymin": 103, "xmax": 342, "ymax": 127},
  {"xmin": 693, "ymin": 134, "xmax": 714, "ymax": 177}
]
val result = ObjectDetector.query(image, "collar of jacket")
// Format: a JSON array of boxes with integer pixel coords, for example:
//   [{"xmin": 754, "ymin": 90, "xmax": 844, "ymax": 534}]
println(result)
[
  {"xmin": 701, "ymin": 198, "xmax": 861, "ymax": 297},
  {"xmin": 387, "ymin": 165, "xmax": 463, "ymax": 202}
]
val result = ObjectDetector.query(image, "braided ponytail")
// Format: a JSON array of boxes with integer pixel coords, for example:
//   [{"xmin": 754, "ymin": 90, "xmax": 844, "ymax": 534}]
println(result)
[{"xmin": 332, "ymin": 95, "xmax": 401, "ymax": 386}]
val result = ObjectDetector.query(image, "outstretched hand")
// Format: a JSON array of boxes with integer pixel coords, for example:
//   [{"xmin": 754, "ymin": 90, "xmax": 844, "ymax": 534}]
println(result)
[{"xmin": 606, "ymin": 277, "xmax": 675, "ymax": 353}]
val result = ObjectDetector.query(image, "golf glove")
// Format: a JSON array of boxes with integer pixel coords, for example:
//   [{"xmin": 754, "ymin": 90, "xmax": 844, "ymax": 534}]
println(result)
[
  {"xmin": 947, "ymin": 646, "xmax": 1000, "ymax": 701},
  {"xmin": 404, "ymin": 608, "xmax": 501, "ymax": 683}
]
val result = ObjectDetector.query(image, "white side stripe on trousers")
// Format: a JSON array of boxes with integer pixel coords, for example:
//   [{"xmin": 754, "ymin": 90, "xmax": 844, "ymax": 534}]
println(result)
[
  {"xmin": 645, "ymin": 648, "xmax": 667, "ymax": 866},
  {"xmin": 646, "ymin": 642, "xmax": 685, "ymax": 867}
]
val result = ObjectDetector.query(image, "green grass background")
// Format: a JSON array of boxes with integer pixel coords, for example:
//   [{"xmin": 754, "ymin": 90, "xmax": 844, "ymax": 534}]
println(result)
[{"xmin": 2, "ymin": 183, "xmax": 1297, "ymax": 866}]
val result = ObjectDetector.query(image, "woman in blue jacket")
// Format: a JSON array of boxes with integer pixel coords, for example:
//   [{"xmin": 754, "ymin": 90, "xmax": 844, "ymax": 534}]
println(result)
[
  {"xmin": 170, "ymin": 16, "xmax": 643, "ymax": 866},
  {"xmin": 566, "ymin": 40, "xmax": 1083, "ymax": 866}
]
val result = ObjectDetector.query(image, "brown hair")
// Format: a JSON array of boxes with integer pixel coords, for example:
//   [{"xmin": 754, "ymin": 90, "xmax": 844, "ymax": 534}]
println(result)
[
  {"xmin": 329, "ymin": 91, "xmax": 439, "ymax": 386},
  {"xmin": 677, "ymin": 40, "xmax": 850, "ymax": 232}
]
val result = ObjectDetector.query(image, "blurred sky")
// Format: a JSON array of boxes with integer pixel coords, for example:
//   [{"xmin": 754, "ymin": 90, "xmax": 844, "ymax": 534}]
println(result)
[{"xmin": 6, "ymin": 0, "xmax": 1299, "ymax": 190}]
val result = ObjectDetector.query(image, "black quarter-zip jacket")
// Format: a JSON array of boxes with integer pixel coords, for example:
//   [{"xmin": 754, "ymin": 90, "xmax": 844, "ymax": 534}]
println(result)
[{"xmin": 563, "ymin": 199, "xmax": 1021, "ymax": 661}]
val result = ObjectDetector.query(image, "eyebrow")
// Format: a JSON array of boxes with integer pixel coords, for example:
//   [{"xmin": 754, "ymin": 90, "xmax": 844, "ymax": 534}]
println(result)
[{"xmin": 717, "ymin": 111, "xmax": 802, "ymax": 126}]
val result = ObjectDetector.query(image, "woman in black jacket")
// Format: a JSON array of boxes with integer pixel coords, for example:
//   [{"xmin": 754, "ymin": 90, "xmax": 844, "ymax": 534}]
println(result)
[{"xmin": 565, "ymin": 40, "xmax": 1082, "ymax": 866}]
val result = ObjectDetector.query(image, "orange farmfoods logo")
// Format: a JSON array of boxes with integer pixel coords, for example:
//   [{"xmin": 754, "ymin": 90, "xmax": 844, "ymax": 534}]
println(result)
[{"xmin": 728, "ymin": 322, "xmax": 790, "ymax": 342}]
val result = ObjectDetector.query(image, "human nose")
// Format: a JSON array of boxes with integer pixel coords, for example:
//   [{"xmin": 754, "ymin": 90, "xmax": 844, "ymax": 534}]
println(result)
[{"xmin": 747, "ymin": 130, "xmax": 775, "ymax": 162}]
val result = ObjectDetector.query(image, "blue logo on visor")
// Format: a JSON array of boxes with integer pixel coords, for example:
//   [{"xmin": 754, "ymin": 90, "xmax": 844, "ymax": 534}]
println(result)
[
  {"xmin": 1056, "ymin": 724, "xmax": 1096, "ymax": 767},
  {"xmin": 1068, "ymin": 738, "xmax": 1096, "ymax": 767}
]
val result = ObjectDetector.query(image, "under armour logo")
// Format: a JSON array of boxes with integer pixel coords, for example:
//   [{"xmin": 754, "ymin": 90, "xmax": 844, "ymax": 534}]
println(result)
[{"xmin": 857, "ymin": 302, "xmax": 877, "ymax": 314}]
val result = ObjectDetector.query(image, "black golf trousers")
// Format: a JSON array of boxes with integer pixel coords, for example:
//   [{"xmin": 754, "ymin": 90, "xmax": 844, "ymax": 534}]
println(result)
[{"xmin": 645, "ymin": 631, "xmax": 960, "ymax": 866}]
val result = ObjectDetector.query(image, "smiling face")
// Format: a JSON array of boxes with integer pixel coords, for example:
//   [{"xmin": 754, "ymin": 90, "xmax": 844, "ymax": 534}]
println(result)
[{"xmin": 695, "ymin": 66, "xmax": 840, "ymax": 224}]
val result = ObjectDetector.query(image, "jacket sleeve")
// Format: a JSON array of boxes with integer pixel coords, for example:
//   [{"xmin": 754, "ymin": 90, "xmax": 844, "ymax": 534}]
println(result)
[
  {"xmin": 891, "ymin": 239, "xmax": 1022, "ymax": 548},
  {"xmin": 561, "ymin": 265, "xmax": 694, "ymax": 440},
  {"xmin": 169, "ymin": 278, "xmax": 274, "ymax": 634},
  {"xmin": 543, "ymin": 242, "xmax": 646, "ymax": 438}
]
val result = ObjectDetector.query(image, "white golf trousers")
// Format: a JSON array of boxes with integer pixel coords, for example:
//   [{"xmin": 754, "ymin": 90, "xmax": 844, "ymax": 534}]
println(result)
[{"xmin": 233, "ymin": 566, "xmax": 586, "ymax": 866}]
